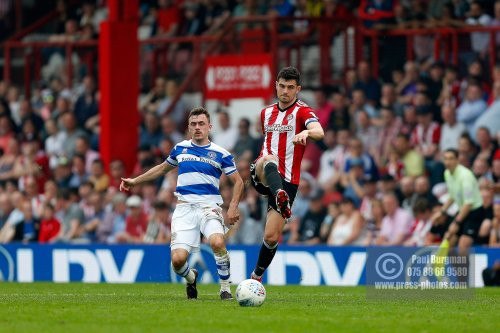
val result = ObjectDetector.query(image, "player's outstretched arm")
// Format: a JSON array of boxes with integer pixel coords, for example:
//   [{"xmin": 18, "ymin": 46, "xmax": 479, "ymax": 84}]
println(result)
[
  {"xmin": 292, "ymin": 122, "xmax": 324, "ymax": 145},
  {"xmin": 226, "ymin": 171, "xmax": 244, "ymax": 225},
  {"xmin": 120, "ymin": 162, "xmax": 175, "ymax": 192}
]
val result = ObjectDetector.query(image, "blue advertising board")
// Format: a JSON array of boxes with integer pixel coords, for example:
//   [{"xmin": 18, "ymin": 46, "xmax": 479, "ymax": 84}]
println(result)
[{"xmin": 0, "ymin": 244, "xmax": 498, "ymax": 287}]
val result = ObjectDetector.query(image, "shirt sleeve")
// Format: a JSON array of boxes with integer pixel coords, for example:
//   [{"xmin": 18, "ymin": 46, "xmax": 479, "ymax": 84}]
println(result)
[
  {"xmin": 220, "ymin": 153, "xmax": 237, "ymax": 176},
  {"xmin": 298, "ymin": 107, "xmax": 319, "ymax": 128},
  {"xmin": 166, "ymin": 145, "xmax": 179, "ymax": 166}
]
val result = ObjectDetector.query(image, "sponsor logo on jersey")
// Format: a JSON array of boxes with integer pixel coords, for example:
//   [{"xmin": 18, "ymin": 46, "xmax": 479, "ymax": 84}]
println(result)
[{"xmin": 264, "ymin": 124, "xmax": 294, "ymax": 133}]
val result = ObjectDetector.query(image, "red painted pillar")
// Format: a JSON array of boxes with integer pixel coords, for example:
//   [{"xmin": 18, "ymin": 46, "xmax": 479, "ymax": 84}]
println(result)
[{"xmin": 99, "ymin": 0, "xmax": 139, "ymax": 175}]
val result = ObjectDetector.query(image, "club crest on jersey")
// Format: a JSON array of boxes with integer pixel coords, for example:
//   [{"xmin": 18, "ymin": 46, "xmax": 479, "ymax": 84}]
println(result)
[
  {"xmin": 207, "ymin": 151, "xmax": 217, "ymax": 160},
  {"xmin": 287, "ymin": 114, "xmax": 294, "ymax": 121},
  {"xmin": 182, "ymin": 148, "xmax": 188, "ymax": 154}
]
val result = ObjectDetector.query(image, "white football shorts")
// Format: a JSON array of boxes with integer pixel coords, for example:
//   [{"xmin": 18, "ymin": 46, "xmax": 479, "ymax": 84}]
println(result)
[{"xmin": 170, "ymin": 203, "xmax": 226, "ymax": 253}]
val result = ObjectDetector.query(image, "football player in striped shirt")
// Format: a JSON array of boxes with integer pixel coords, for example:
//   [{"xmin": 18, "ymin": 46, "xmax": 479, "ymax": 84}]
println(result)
[
  {"xmin": 250, "ymin": 67, "xmax": 325, "ymax": 282},
  {"xmin": 121, "ymin": 107, "xmax": 244, "ymax": 300}
]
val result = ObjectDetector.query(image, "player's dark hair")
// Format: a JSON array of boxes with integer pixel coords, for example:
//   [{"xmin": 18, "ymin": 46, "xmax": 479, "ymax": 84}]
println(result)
[
  {"xmin": 189, "ymin": 107, "xmax": 211, "ymax": 123},
  {"xmin": 277, "ymin": 66, "xmax": 301, "ymax": 86},
  {"xmin": 444, "ymin": 148, "xmax": 459, "ymax": 158}
]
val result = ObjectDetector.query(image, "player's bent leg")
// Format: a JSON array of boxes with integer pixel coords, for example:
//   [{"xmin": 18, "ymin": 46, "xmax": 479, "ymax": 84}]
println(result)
[
  {"xmin": 254, "ymin": 155, "xmax": 278, "ymax": 186},
  {"xmin": 171, "ymin": 248, "xmax": 198, "ymax": 299},
  {"xmin": 252, "ymin": 210, "xmax": 286, "ymax": 281}
]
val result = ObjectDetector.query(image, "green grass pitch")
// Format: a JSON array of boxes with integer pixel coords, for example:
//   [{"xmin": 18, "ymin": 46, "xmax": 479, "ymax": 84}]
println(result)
[{"xmin": 0, "ymin": 283, "xmax": 498, "ymax": 333}]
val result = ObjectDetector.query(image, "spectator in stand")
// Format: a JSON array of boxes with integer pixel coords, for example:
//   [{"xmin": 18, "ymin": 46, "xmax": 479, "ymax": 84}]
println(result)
[
  {"xmin": 358, "ymin": 0, "xmax": 397, "ymax": 28},
  {"xmin": 157, "ymin": 78, "xmax": 187, "ymax": 125},
  {"xmin": 312, "ymin": 87, "xmax": 334, "ymax": 129},
  {"xmin": 116, "ymin": 195, "xmax": 148, "ymax": 244},
  {"xmin": 327, "ymin": 91, "xmax": 350, "ymax": 132},
  {"xmin": 339, "ymin": 157, "xmax": 366, "ymax": 208},
  {"xmin": 492, "ymin": 1, "xmax": 500, "ymax": 53},
  {"xmin": 393, "ymin": 133, "xmax": 424, "ymax": 178},
  {"xmin": 353, "ymin": 60, "xmax": 381, "ymax": 106},
  {"xmin": 88, "ymin": 159, "xmax": 110, "ymax": 193},
  {"xmin": 75, "ymin": 135, "xmax": 99, "ymax": 174},
  {"xmin": 473, "ymin": 81, "xmax": 500, "ymax": 137},
  {"xmin": 321, "ymin": 0, "xmax": 352, "ymax": 21},
  {"xmin": 376, "ymin": 192, "xmax": 413, "ymax": 245},
  {"xmin": 355, "ymin": 110, "xmax": 379, "ymax": 156},
  {"xmin": 397, "ymin": 61, "xmax": 420, "ymax": 106},
  {"xmin": 212, "ymin": 111, "xmax": 238, "ymax": 152},
  {"xmin": 75, "ymin": 191, "xmax": 105, "ymax": 243},
  {"xmin": 411, "ymin": 105, "xmax": 443, "ymax": 184},
  {"xmin": 38, "ymin": 203, "xmax": 61, "ymax": 243},
  {"xmin": 156, "ymin": 0, "xmax": 181, "ymax": 37},
  {"xmin": 160, "ymin": 115, "xmax": 184, "ymax": 143},
  {"xmin": 438, "ymin": 66, "xmax": 461, "ymax": 107},
  {"xmin": 140, "ymin": 112, "xmax": 162, "ymax": 148},
  {"xmin": 0, "ymin": 138, "xmax": 19, "ymax": 181},
  {"xmin": 327, "ymin": 197, "xmax": 364, "ymax": 245},
  {"xmin": 475, "ymin": 127, "xmax": 496, "ymax": 162},
  {"xmin": 489, "ymin": 199, "xmax": 500, "ymax": 246},
  {"xmin": 458, "ymin": 133, "xmax": 478, "ymax": 168},
  {"xmin": 380, "ymin": 83, "xmax": 403, "ymax": 116},
  {"xmin": 109, "ymin": 159, "xmax": 126, "ymax": 190},
  {"xmin": 399, "ymin": 176, "xmax": 416, "ymax": 214},
  {"xmin": 61, "ymin": 112, "xmax": 87, "ymax": 158},
  {"xmin": 74, "ymin": 76, "xmax": 98, "ymax": 128},
  {"xmin": 68, "ymin": 154, "xmax": 89, "ymax": 189},
  {"xmin": 203, "ymin": 0, "xmax": 232, "ymax": 35},
  {"xmin": 319, "ymin": 201, "xmax": 340, "ymax": 243},
  {"xmin": 320, "ymin": 129, "xmax": 350, "ymax": 190},
  {"xmin": 0, "ymin": 193, "xmax": 13, "ymax": 230},
  {"xmin": 54, "ymin": 188, "xmax": 84, "ymax": 243},
  {"xmin": 466, "ymin": 1, "xmax": 492, "ymax": 59},
  {"xmin": 359, "ymin": 177, "xmax": 379, "ymax": 221},
  {"xmin": 404, "ymin": 197, "xmax": 433, "ymax": 246},
  {"xmin": 98, "ymin": 192, "xmax": 128, "ymax": 244},
  {"xmin": 472, "ymin": 156, "xmax": 492, "ymax": 180},
  {"xmin": 288, "ymin": 189, "xmax": 327, "ymax": 245},
  {"xmin": 44, "ymin": 118, "xmax": 66, "ymax": 170},
  {"xmin": 457, "ymin": 82, "xmax": 487, "ymax": 136},
  {"xmin": 0, "ymin": 114, "xmax": 15, "ymax": 154},
  {"xmin": 54, "ymin": 157, "xmax": 73, "ymax": 189},
  {"xmin": 142, "ymin": 77, "xmax": 166, "ymax": 113},
  {"xmin": 233, "ymin": 118, "xmax": 259, "ymax": 160},
  {"xmin": 375, "ymin": 107, "xmax": 402, "ymax": 168},
  {"xmin": 349, "ymin": 88, "xmax": 377, "ymax": 120},
  {"xmin": 363, "ymin": 198, "xmax": 384, "ymax": 245},
  {"xmin": 344, "ymin": 137, "xmax": 378, "ymax": 182},
  {"xmin": 143, "ymin": 200, "xmax": 171, "ymax": 243},
  {"xmin": 439, "ymin": 104, "xmax": 467, "ymax": 152}
]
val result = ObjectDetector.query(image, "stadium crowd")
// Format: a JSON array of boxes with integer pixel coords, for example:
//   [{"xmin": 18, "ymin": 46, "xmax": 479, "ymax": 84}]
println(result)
[{"xmin": 0, "ymin": 0, "xmax": 500, "ymax": 248}]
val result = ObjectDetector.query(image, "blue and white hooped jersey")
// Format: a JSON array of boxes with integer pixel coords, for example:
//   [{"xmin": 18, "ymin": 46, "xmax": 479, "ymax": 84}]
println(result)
[{"xmin": 166, "ymin": 140, "xmax": 237, "ymax": 204}]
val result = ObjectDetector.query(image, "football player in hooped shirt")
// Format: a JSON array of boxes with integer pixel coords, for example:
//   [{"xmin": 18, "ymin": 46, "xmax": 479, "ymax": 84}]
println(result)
[
  {"xmin": 120, "ymin": 107, "xmax": 244, "ymax": 300},
  {"xmin": 250, "ymin": 67, "xmax": 325, "ymax": 282}
]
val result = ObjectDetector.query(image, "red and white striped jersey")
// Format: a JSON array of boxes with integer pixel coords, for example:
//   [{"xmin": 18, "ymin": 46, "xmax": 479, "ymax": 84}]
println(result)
[
  {"xmin": 258, "ymin": 99, "xmax": 319, "ymax": 185},
  {"xmin": 410, "ymin": 122, "xmax": 441, "ymax": 150}
]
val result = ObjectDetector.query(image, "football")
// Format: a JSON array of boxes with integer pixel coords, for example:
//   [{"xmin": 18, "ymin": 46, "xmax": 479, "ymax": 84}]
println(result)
[{"xmin": 235, "ymin": 279, "xmax": 266, "ymax": 307}]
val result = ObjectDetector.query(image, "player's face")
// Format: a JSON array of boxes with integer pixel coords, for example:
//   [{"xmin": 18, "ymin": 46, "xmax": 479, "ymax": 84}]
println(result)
[
  {"xmin": 188, "ymin": 114, "xmax": 211, "ymax": 143},
  {"xmin": 276, "ymin": 78, "xmax": 301, "ymax": 105}
]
